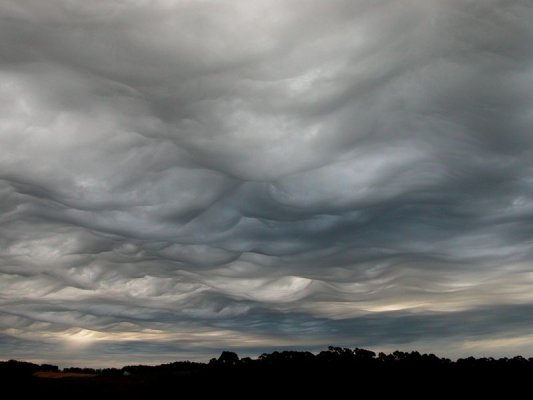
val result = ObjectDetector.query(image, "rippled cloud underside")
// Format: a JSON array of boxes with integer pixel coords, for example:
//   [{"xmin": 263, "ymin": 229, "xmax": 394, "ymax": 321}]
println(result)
[{"xmin": 1, "ymin": 0, "xmax": 533, "ymax": 366}]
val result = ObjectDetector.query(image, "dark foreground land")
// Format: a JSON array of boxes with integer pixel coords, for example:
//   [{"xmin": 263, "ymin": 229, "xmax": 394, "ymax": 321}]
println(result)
[{"xmin": 2, "ymin": 347, "xmax": 532, "ymax": 397}]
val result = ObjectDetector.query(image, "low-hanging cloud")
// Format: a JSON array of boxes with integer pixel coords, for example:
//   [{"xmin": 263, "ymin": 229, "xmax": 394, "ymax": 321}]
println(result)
[{"xmin": 1, "ymin": 0, "xmax": 533, "ymax": 366}]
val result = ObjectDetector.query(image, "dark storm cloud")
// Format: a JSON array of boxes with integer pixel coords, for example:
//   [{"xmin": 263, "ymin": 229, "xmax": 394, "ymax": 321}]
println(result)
[{"xmin": 1, "ymin": 0, "xmax": 533, "ymax": 365}]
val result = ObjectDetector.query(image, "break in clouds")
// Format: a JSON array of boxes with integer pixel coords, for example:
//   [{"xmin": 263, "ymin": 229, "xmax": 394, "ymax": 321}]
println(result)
[{"xmin": 1, "ymin": 0, "xmax": 533, "ymax": 366}]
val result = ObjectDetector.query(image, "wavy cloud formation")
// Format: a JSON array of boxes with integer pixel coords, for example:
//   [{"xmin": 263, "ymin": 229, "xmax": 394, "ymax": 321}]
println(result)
[{"xmin": 1, "ymin": 0, "xmax": 533, "ymax": 366}]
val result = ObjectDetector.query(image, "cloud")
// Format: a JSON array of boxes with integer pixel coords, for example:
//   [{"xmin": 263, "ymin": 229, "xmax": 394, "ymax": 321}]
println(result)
[{"xmin": 1, "ymin": 0, "xmax": 533, "ymax": 365}]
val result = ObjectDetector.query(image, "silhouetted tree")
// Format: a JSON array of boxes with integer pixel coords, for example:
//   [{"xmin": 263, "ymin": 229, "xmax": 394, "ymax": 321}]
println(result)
[
  {"xmin": 217, "ymin": 351, "xmax": 239, "ymax": 365},
  {"xmin": 354, "ymin": 348, "xmax": 376, "ymax": 360},
  {"xmin": 40, "ymin": 363, "xmax": 59, "ymax": 372}
]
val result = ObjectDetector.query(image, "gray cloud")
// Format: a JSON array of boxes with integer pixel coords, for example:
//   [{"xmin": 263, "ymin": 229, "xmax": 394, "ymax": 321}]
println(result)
[{"xmin": 1, "ymin": 0, "xmax": 533, "ymax": 366}]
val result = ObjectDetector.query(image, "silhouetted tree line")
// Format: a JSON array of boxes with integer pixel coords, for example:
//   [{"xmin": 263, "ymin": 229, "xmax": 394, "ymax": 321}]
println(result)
[
  {"xmin": 3, "ymin": 347, "xmax": 533, "ymax": 397},
  {"xmin": 4, "ymin": 346, "xmax": 533, "ymax": 376}
]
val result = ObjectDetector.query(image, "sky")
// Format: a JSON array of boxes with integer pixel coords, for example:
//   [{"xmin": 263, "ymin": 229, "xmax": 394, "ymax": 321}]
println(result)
[{"xmin": 1, "ymin": 0, "xmax": 533, "ymax": 367}]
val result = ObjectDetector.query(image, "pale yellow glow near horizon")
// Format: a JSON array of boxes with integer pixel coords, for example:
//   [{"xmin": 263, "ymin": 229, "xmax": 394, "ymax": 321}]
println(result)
[
  {"xmin": 62, "ymin": 328, "xmax": 98, "ymax": 349},
  {"xmin": 4, "ymin": 326, "xmax": 323, "ymax": 351}
]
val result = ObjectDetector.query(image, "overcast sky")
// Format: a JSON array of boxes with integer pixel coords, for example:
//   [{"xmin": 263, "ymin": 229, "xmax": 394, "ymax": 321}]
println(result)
[{"xmin": 1, "ymin": 0, "xmax": 533, "ymax": 367}]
